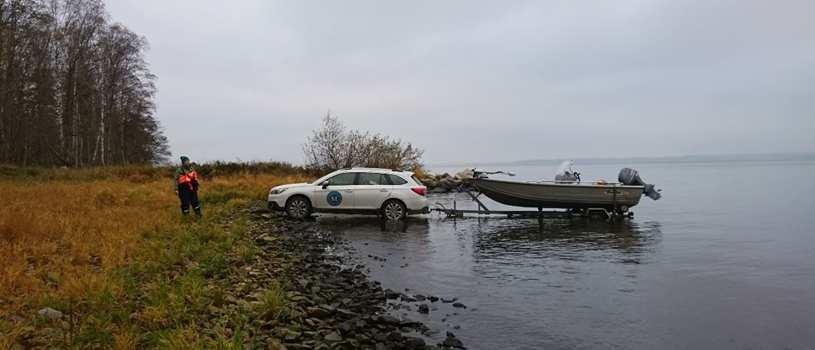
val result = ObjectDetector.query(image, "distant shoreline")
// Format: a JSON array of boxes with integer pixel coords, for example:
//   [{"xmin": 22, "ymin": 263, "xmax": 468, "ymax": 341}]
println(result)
[{"xmin": 427, "ymin": 152, "xmax": 815, "ymax": 168}]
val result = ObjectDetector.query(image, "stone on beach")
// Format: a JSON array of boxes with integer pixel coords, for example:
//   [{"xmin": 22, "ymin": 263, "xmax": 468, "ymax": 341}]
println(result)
[
  {"xmin": 240, "ymin": 206, "xmax": 464, "ymax": 349},
  {"xmin": 37, "ymin": 308, "xmax": 63, "ymax": 320}
]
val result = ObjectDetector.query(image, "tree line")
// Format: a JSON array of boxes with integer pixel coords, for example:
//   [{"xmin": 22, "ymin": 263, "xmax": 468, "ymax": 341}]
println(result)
[{"xmin": 0, "ymin": 0, "xmax": 168, "ymax": 167}]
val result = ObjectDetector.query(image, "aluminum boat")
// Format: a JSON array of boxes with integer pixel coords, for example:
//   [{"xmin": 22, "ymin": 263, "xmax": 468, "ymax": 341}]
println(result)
[
  {"xmin": 471, "ymin": 165, "xmax": 661, "ymax": 212},
  {"xmin": 473, "ymin": 178, "xmax": 645, "ymax": 211}
]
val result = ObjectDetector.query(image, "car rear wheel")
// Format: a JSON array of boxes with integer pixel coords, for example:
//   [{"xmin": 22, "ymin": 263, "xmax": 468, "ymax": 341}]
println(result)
[
  {"xmin": 285, "ymin": 196, "xmax": 311, "ymax": 219},
  {"xmin": 382, "ymin": 199, "xmax": 407, "ymax": 221}
]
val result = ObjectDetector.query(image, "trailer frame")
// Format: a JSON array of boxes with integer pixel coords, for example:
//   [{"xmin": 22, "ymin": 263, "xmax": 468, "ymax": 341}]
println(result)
[{"xmin": 430, "ymin": 190, "xmax": 634, "ymax": 222}]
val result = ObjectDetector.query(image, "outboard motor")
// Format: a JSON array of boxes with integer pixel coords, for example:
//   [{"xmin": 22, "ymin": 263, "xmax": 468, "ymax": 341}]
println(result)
[{"xmin": 618, "ymin": 168, "xmax": 662, "ymax": 200}]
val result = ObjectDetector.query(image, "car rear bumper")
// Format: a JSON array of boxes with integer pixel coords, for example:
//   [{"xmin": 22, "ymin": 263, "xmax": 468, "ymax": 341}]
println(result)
[{"xmin": 402, "ymin": 196, "xmax": 429, "ymax": 213}]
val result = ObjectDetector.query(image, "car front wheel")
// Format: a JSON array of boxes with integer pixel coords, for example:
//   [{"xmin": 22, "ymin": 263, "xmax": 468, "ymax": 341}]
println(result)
[
  {"xmin": 285, "ymin": 196, "xmax": 312, "ymax": 219},
  {"xmin": 382, "ymin": 199, "xmax": 407, "ymax": 221}
]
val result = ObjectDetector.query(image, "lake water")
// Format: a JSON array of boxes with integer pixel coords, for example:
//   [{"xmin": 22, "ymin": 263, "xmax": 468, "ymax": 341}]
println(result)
[{"xmin": 316, "ymin": 158, "xmax": 815, "ymax": 349}]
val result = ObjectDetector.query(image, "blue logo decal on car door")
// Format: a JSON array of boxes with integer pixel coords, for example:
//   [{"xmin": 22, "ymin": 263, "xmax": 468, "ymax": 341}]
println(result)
[{"xmin": 327, "ymin": 191, "xmax": 342, "ymax": 206}]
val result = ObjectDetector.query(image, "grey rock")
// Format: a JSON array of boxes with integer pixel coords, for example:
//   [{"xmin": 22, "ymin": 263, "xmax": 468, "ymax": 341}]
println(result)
[
  {"xmin": 37, "ymin": 307, "xmax": 63, "ymax": 320},
  {"xmin": 442, "ymin": 334, "xmax": 465, "ymax": 349},
  {"xmin": 281, "ymin": 329, "xmax": 301, "ymax": 341},
  {"xmin": 373, "ymin": 331, "xmax": 388, "ymax": 342},
  {"xmin": 306, "ymin": 307, "xmax": 331, "ymax": 318},
  {"xmin": 452, "ymin": 302, "xmax": 466, "ymax": 309},
  {"xmin": 324, "ymin": 332, "xmax": 342, "ymax": 342},
  {"xmin": 400, "ymin": 294, "xmax": 417, "ymax": 302},
  {"xmin": 335, "ymin": 308, "xmax": 356, "ymax": 317},
  {"xmin": 378, "ymin": 315, "xmax": 401, "ymax": 325},
  {"xmin": 338, "ymin": 321, "xmax": 354, "ymax": 334},
  {"xmin": 387, "ymin": 331, "xmax": 403, "ymax": 342},
  {"xmin": 256, "ymin": 234, "xmax": 276, "ymax": 244},
  {"xmin": 404, "ymin": 336, "xmax": 426, "ymax": 349},
  {"xmin": 284, "ymin": 344, "xmax": 312, "ymax": 350},
  {"xmin": 384, "ymin": 289, "xmax": 401, "ymax": 299},
  {"xmin": 418, "ymin": 304, "xmax": 430, "ymax": 314}
]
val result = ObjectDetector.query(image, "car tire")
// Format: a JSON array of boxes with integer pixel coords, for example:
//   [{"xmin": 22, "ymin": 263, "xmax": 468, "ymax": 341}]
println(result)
[
  {"xmin": 285, "ymin": 196, "xmax": 312, "ymax": 219},
  {"xmin": 381, "ymin": 199, "xmax": 407, "ymax": 221}
]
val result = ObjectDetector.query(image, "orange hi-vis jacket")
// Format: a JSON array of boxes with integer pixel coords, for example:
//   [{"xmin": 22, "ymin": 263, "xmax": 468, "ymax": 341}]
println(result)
[{"xmin": 176, "ymin": 168, "xmax": 199, "ymax": 191}]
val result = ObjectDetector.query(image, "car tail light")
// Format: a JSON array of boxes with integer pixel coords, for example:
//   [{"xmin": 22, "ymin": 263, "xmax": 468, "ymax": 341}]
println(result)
[{"xmin": 411, "ymin": 187, "xmax": 427, "ymax": 196}]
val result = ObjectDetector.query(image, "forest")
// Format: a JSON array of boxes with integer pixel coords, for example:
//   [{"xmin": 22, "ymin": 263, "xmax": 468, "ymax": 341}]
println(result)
[{"xmin": 0, "ymin": 0, "xmax": 168, "ymax": 167}]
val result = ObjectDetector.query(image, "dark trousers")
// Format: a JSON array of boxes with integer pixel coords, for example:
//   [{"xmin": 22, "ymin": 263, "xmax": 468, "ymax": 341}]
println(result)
[{"xmin": 178, "ymin": 184, "xmax": 201, "ymax": 215}]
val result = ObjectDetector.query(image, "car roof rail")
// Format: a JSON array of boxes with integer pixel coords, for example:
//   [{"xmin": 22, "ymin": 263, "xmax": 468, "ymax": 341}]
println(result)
[{"xmin": 348, "ymin": 167, "xmax": 394, "ymax": 172}]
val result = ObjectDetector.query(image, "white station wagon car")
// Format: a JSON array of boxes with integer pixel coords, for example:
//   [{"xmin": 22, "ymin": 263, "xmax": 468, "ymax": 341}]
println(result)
[{"xmin": 268, "ymin": 168, "xmax": 429, "ymax": 220}]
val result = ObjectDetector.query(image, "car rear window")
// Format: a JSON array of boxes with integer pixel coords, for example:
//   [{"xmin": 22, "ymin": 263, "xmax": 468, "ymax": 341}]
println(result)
[
  {"xmin": 387, "ymin": 174, "xmax": 408, "ymax": 185},
  {"xmin": 411, "ymin": 175, "xmax": 424, "ymax": 185},
  {"xmin": 358, "ymin": 173, "xmax": 388, "ymax": 185}
]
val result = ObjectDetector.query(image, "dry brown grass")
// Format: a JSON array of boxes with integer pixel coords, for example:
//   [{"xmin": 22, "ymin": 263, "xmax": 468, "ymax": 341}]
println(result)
[
  {"xmin": 0, "ymin": 167, "xmax": 310, "ymax": 347},
  {"xmin": 1, "ymin": 180, "xmax": 171, "ymax": 310}
]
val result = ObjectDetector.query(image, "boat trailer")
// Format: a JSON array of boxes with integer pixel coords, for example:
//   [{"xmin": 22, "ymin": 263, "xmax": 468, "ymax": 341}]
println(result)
[{"xmin": 430, "ymin": 190, "xmax": 635, "ymax": 222}]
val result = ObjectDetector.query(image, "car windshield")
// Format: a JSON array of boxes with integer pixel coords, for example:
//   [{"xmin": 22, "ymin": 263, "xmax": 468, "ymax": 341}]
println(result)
[{"xmin": 313, "ymin": 172, "xmax": 343, "ymax": 185}]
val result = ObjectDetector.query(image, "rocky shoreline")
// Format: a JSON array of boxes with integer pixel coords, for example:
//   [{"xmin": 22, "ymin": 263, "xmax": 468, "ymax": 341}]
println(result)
[
  {"xmin": 418, "ymin": 169, "xmax": 474, "ymax": 194},
  {"xmin": 244, "ymin": 207, "xmax": 466, "ymax": 349}
]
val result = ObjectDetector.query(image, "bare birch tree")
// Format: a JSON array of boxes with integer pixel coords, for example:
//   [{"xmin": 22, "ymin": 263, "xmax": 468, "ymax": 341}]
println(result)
[{"xmin": 0, "ymin": 0, "xmax": 168, "ymax": 166}]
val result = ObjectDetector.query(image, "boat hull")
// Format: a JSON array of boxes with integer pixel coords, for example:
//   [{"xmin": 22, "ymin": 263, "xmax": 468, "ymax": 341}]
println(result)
[{"xmin": 474, "ymin": 178, "xmax": 644, "ymax": 210}]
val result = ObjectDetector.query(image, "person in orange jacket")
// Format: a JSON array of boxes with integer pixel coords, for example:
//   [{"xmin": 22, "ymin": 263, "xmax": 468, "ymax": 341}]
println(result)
[{"xmin": 174, "ymin": 155, "xmax": 201, "ymax": 216}]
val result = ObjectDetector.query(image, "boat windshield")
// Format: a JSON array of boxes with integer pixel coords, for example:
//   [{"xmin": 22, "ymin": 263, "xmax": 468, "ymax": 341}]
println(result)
[{"xmin": 555, "ymin": 160, "xmax": 575, "ymax": 178}]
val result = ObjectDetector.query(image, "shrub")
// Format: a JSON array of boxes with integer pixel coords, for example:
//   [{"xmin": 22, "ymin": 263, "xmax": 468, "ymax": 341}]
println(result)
[{"xmin": 303, "ymin": 113, "xmax": 424, "ymax": 173}]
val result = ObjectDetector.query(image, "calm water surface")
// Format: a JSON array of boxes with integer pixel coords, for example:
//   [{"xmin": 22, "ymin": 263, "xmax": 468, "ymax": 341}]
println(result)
[{"xmin": 316, "ymin": 160, "xmax": 815, "ymax": 349}]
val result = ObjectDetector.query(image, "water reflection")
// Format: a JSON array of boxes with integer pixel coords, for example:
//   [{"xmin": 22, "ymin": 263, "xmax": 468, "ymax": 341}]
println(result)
[
  {"xmin": 316, "ymin": 213, "xmax": 662, "ymax": 267},
  {"xmin": 314, "ymin": 213, "xmax": 665, "ymax": 349},
  {"xmin": 316, "ymin": 215, "xmax": 430, "ymax": 234},
  {"xmin": 466, "ymin": 218, "xmax": 662, "ymax": 264}
]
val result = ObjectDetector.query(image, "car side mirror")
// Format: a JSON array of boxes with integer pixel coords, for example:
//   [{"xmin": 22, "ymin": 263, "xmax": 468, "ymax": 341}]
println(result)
[{"xmin": 321, "ymin": 182, "xmax": 329, "ymax": 189}]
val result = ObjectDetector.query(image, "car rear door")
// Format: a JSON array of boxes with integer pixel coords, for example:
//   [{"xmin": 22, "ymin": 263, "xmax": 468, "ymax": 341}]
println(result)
[
  {"xmin": 353, "ymin": 173, "xmax": 392, "ymax": 210},
  {"xmin": 313, "ymin": 172, "xmax": 357, "ymax": 210}
]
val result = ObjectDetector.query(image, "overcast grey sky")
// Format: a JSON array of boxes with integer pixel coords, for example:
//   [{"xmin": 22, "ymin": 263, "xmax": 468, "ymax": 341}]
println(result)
[{"xmin": 107, "ymin": 0, "xmax": 814, "ymax": 164}]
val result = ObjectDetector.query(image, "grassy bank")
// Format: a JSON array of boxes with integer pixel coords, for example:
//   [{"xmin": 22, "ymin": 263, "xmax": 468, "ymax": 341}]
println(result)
[{"xmin": 0, "ymin": 165, "xmax": 310, "ymax": 348}]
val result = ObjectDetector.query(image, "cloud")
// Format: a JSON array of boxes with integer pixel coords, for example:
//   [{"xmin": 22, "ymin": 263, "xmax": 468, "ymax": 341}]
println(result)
[{"xmin": 107, "ymin": 0, "xmax": 815, "ymax": 163}]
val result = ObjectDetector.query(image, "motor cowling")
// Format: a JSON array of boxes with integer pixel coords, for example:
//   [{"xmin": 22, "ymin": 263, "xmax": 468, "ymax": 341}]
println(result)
[{"xmin": 618, "ymin": 168, "xmax": 662, "ymax": 200}]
